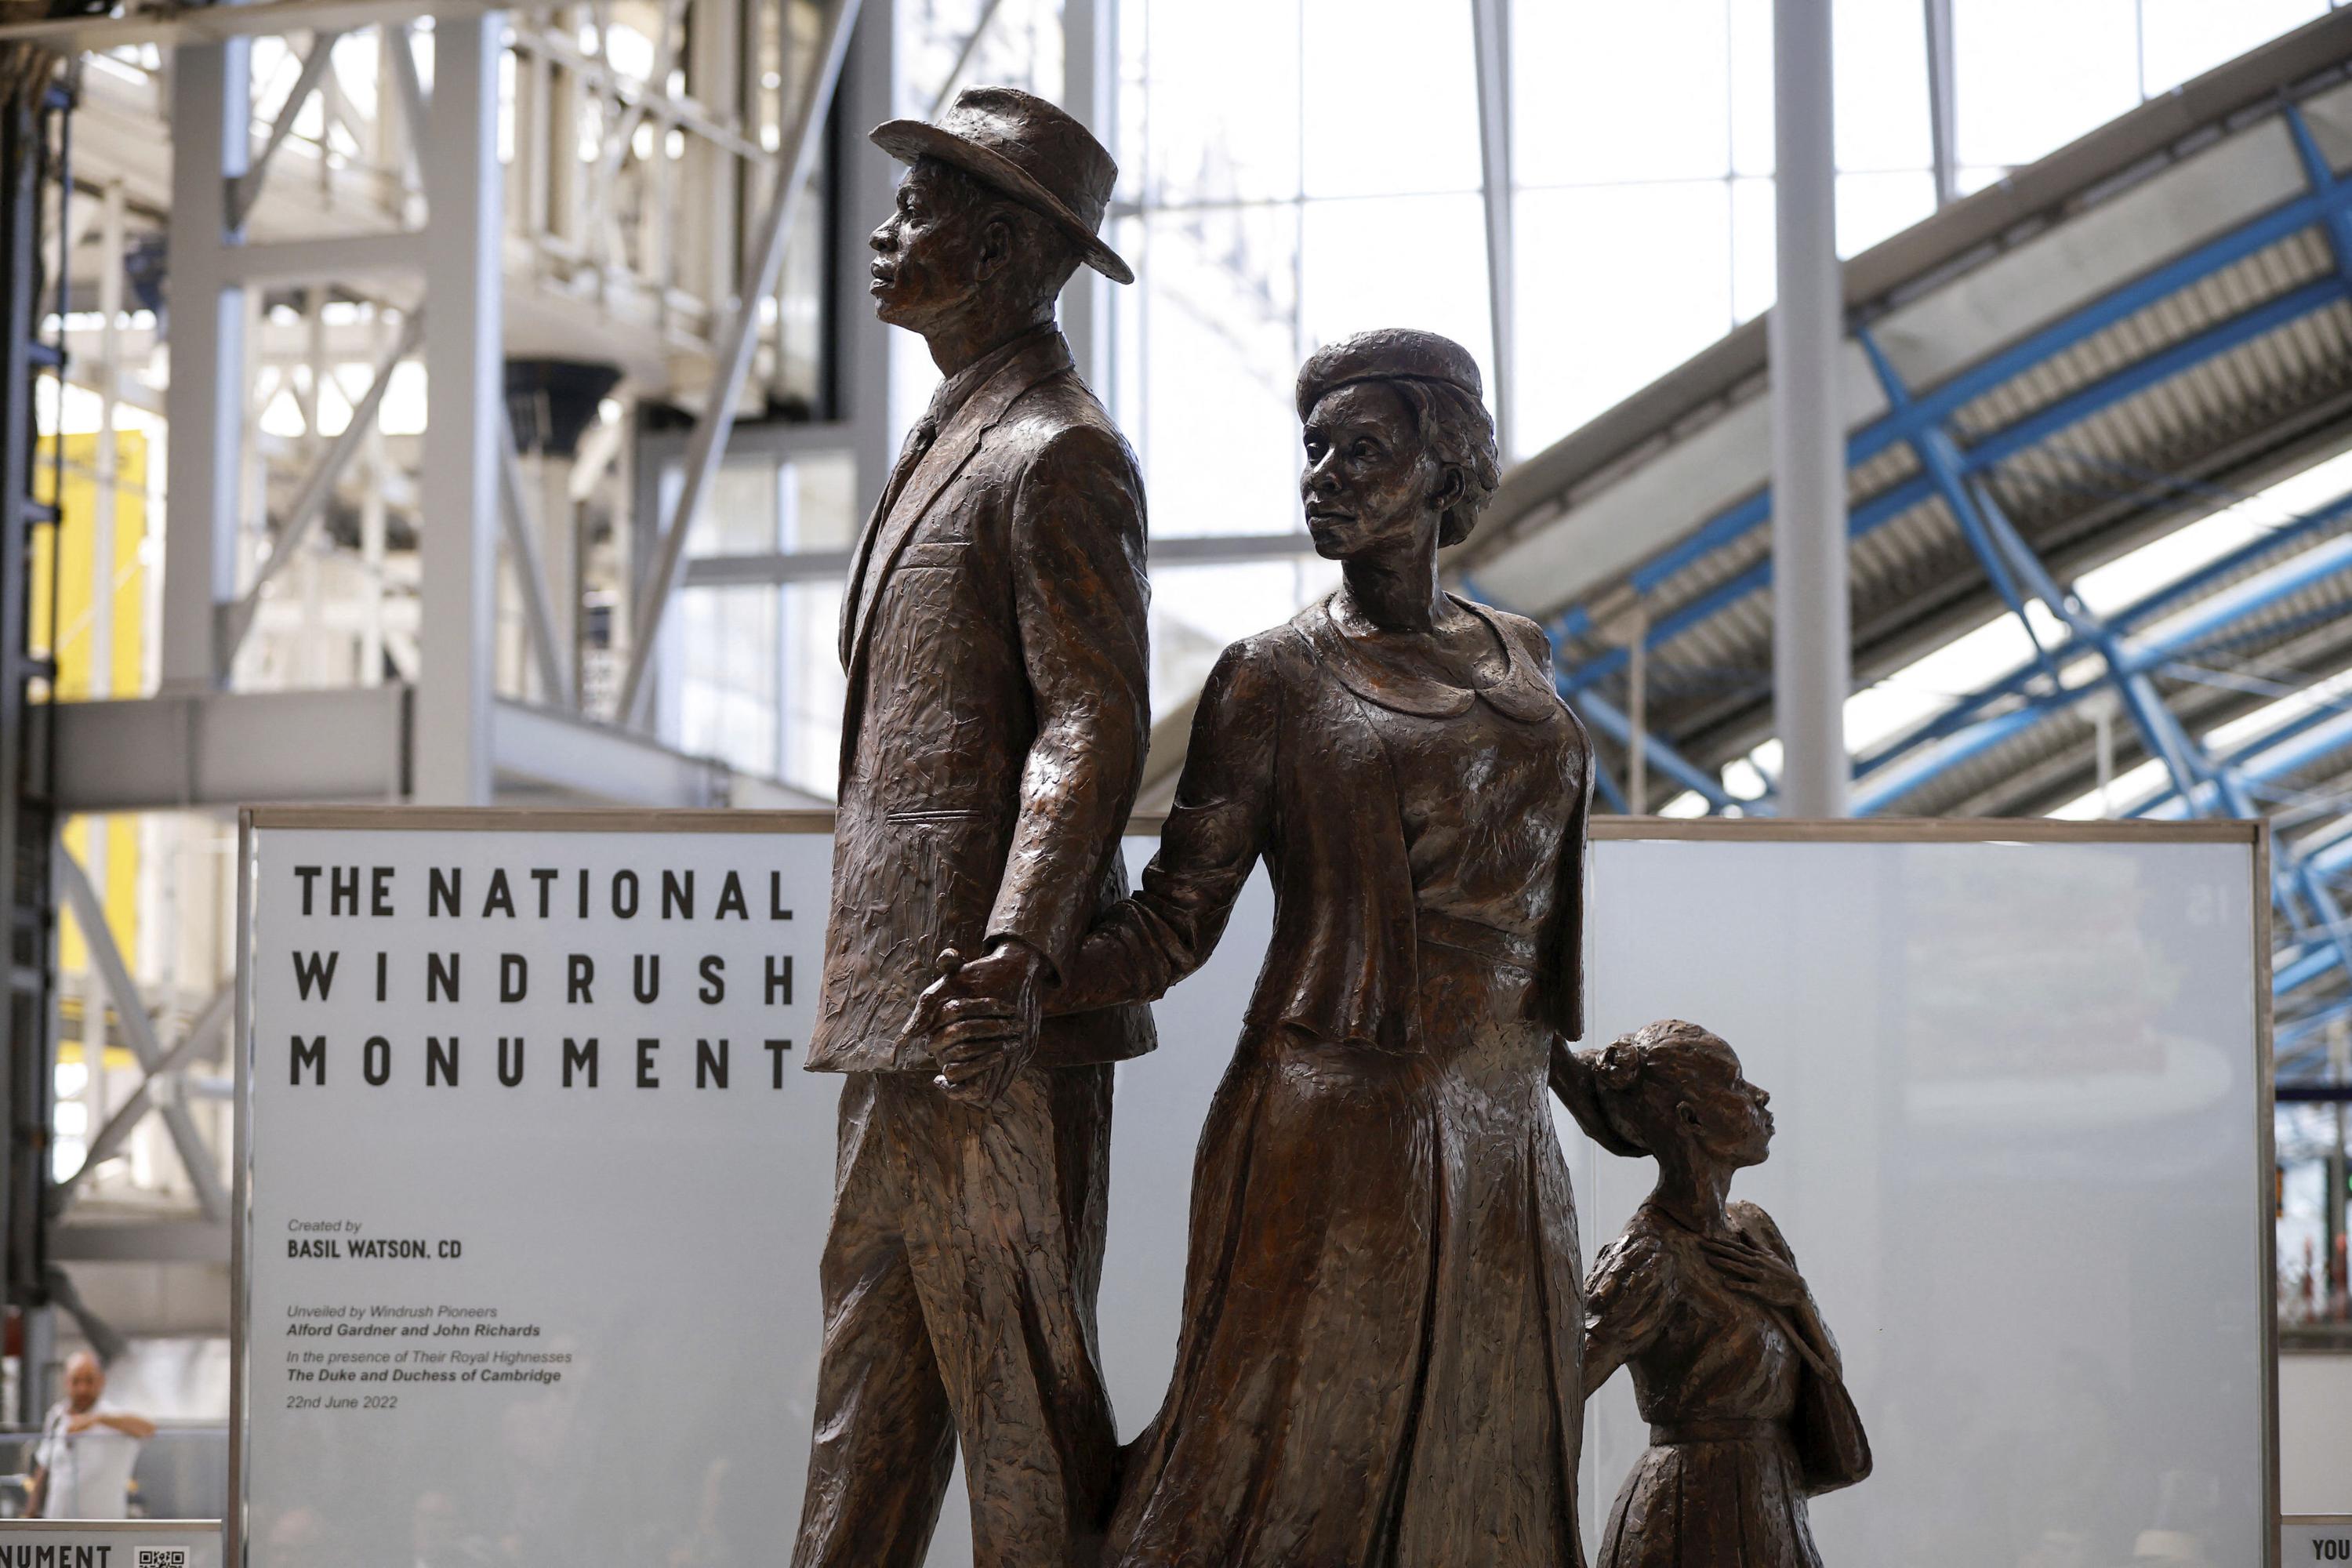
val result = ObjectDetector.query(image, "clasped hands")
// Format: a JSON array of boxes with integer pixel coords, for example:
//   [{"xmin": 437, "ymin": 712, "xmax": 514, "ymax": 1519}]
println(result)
[{"xmin": 900, "ymin": 938, "xmax": 1048, "ymax": 1106}]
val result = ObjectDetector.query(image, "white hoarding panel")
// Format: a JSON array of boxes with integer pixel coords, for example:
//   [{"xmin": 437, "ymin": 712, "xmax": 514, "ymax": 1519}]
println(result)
[
  {"xmin": 241, "ymin": 819, "xmax": 2269, "ymax": 1567},
  {"xmin": 1577, "ymin": 833, "xmax": 2269, "ymax": 1566}
]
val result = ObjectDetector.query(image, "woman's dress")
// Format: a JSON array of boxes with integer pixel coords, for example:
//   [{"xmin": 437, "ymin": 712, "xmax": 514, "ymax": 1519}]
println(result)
[
  {"xmin": 1584, "ymin": 1200, "xmax": 1826, "ymax": 1568},
  {"xmin": 1062, "ymin": 594, "xmax": 1594, "ymax": 1568}
]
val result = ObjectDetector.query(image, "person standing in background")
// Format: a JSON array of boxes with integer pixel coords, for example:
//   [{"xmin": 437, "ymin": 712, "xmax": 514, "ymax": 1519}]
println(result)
[{"xmin": 27, "ymin": 1351, "xmax": 154, "ymax": 1520}]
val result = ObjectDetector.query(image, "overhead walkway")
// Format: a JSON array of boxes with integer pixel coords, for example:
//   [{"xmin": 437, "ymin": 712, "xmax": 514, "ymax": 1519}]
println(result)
[{"xmin": 1447, "ymin": 11, "xmax": 2352, "ymax": 1073}]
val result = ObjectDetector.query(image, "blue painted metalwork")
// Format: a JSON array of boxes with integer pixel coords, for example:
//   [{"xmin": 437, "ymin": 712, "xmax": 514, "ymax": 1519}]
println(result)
[
  {"xmin": 1805, "ymin": 271, "xmax": 2352, "ymax": 1006},
  {"xmin": 1857, "ymin": 326, "xmax": 2067, "ymax": 686},
  {"xmin": 1556, "ymin": 270, "xmax": 2352, "ymax": 697},
  {"xmin": 2278, "ymin": 995, "xmax": 2352, "ymax": 1063},
  {"xmin": 1848, "ymin": 522, "xmax": 2352, "ymax": 812},
  {"xmin": 1589, "ymin": 749, "xmax": 1631, "ymax": 815},
  {"xmin": 1548, "ymin": 122, "xmax": 2352, "ymax": 690},
  {"xmin": 1519, "ymin": 93, "xmax": 2352, "ymax": 1051},
  {"xmin": 1564, "ymin": 687, "xmax": 1747, "ymax": 813},
  {"xmin": 2288, "ymin": 103, "xmax": 2352, "ymax": 294},
  {"xmin": 2131, "ymin": 695, "xmax": 2352, "ymax": 819},
  {"xmin": 2144, "ymin": 707, "xmax": 2352, "ymax": 819}
]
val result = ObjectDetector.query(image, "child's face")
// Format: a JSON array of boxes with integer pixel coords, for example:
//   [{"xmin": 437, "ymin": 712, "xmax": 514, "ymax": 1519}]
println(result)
[{"xmin": 1676, "ymin": 1042, "xmax": 1775, "ymax": 1170}]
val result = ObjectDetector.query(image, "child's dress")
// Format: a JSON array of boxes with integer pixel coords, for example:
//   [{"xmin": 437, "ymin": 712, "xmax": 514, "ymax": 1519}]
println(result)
[{"xmin": 1584, "ymin": 1199, "xmax": 1829, "ymax": 1568}]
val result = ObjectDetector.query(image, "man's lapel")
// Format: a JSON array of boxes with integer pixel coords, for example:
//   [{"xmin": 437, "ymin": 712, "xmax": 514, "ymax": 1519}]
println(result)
[
  {"xmin": 842, "ymin": 332, "xmax": 1073, "ymax": 675},
  {"xmin": 837, "ymin": 423, "xmax": 927, "ymax": 670}
]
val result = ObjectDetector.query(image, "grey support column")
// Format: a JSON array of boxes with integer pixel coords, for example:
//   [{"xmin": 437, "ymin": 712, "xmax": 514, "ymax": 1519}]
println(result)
[
  {"xmin": 162, "ymin": 39, "xmax": 251, "ymax": 691},
  {"xmin": 1769, "ymin": 0, "xmax": 1850, "ymax": 818},
  {"xmin": 417, "ymin": 11, "xmax": 506, "ymax": 804},
  {"xmin": 1062, "ymin": 0, "xmax": 1115, "ymax": 392}
]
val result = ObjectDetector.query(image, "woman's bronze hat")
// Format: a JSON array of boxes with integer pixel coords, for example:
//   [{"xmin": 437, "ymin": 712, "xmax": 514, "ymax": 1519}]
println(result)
[
  {"xmin": 872, "ymin": 85, "xmax": 1134, "ymax": 285},
  {"xmin": 1295, "ymin": 328, "xmax": 1485, "ymax": 419}
]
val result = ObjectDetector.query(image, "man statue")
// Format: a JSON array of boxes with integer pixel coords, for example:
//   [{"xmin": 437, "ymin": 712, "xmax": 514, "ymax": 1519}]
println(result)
[{"xmin": 789, "ymin": 86, "xmax": 1152, "ymax": 1568}]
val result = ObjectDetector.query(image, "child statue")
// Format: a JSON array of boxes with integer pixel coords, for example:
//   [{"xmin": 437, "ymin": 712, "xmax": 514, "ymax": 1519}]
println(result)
[{"xmin": 1574, "ymin": 1018, "xmax": 1871, "ymax": 1568}]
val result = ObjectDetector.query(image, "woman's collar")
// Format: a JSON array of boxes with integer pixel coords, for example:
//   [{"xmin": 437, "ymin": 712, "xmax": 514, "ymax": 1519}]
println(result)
[{"xmin": 1304, "ymin": 592, "xmax": 1562, "ymax": 722}]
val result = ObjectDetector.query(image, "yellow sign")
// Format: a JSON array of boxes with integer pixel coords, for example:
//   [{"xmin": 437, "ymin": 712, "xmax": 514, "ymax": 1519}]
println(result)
[{"xmin": 31, "ymin": 430, "xmax": 147, "ymax": 982}]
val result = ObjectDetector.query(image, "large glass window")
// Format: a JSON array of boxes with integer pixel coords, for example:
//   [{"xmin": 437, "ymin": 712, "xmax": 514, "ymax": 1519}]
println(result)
[{"xmin": 709, "ymin": 0, "xmax": 2339, "ymax": 797}]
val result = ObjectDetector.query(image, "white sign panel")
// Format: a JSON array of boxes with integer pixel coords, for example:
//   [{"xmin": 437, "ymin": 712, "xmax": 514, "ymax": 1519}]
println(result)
[
  {"xmin": 239, "ymin": 817, "xmax": 2271, "ymax": 1567},
  {"xmin": 0, "ymin": 1522, "xmax": 220, "ymax": 1568},
  {"xmin": 241, "ymin": 825, "xmax": 838, "ymax": 1566},
  {"xmin": 2287, "ymin": 1517, "xmax": 2352, "ymax": 1561}
]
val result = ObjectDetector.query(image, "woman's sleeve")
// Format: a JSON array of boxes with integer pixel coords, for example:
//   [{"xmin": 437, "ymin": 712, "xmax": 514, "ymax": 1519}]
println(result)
[
  {"xmin": 1521, "ymin": 616, "xmax": 1594, "ymax": 1044},
  {"xmin": 1048, "ymin": 639, "xmax": 1279, "ymax": 1014},
  {"xmin": 1583, "ymin": 1227, "xmax": 1672, "ymax": 1395}
]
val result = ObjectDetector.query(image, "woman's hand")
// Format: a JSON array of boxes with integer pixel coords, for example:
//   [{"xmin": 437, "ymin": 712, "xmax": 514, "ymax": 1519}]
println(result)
[
  {"xmin": 1701, "ymin": 1236, "xmax": 1808, "ymax": 1309},
  {"xmin": 1550, "ymin": 1036, "xmax": 1642, "ymax": 1155}
]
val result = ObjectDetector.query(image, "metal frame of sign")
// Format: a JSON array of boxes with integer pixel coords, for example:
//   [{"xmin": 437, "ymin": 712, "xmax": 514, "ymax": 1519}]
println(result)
[{"xmin": 227, "ymin": 809, "xmax": 2276, "ymax": 1566}]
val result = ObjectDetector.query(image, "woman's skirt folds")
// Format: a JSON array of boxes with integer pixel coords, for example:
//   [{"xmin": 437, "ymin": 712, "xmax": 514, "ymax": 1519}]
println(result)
[{"xmin": 1106, "ymin": 949, "xmax": 1585, "ymax": 1568}]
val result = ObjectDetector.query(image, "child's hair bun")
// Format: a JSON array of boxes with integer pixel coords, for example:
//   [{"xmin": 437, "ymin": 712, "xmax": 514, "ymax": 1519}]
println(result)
[{"xmin": 1595, "ymin": 1036, "xmax": 1646, "ymax": 1092}]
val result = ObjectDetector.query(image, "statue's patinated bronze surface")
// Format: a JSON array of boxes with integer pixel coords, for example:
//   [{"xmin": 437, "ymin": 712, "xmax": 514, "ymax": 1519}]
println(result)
[
  {"xmin": 917, "ymin": 328, "xmax": 1599, "ymax": 1566},
  {"xmin": 790, "ymin": 85, "xmax": 1148, "ymax": 1568},
  {"xmin": 1574, "ymin": 1020, "xmax": 1871, "ymax": 1568}
]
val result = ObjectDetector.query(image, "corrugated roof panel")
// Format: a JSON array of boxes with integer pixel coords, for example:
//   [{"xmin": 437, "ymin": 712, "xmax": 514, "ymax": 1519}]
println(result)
[{"xmin": 1875, "ymin": 118, "xmax": 2307, "ymax": 390}]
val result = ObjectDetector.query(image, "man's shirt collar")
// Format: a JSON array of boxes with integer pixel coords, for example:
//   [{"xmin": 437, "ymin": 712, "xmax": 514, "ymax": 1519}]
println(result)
[{"xmin": 929, "ymin": 321, "xmax": 1058, "ymax": 426}]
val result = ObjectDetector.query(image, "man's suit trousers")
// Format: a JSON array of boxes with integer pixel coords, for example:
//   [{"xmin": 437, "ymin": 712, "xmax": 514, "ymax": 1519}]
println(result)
[{"xmin": 790, "ymin": 1063, "xmax": 1118, "ymax": 1568}]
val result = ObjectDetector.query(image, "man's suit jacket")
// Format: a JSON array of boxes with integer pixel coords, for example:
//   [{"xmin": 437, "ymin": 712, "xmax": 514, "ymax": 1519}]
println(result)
[{"xmin": 806, "ymin": 328, "xmax": 1156, "ymax": 1074}]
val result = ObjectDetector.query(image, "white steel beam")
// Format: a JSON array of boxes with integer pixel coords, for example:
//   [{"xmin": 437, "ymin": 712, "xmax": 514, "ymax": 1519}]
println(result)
[
  {"xmin": 680, "ymin": 528, "xmax": 1318, "ymax": 588},
  {"xmin": 230, "ymin": 29, "xmax": 347, "ymax": 230},
  {"xmin": 56, "ymin": 855, "xmax": 229, "ymax": 1222},
  {"xmin": 216, "ymin": 307, "xmax": 424, "ymax": 670},
  {"xmin": 219, "ymin": 310, "xmax": 426, "ymax": 672},
  {"xmin": 51, "ymin": 987, "xmax": 232, "ymax": 1218},
  {"xmin": 615, "ymin": 0, "xmax": 862, "ymax": 727},
  {"xmin": 48, "ymin": 688, "xmax": 833, "ymax": 811},
  {"xmin": 496, "ymin": 408, "xmax": 575, "ymax": 707},
  {"xmin": 50, "ymin": 1222, "xmax": 231, "ymax": 1262},
  {"xmin": 162, "ymin": 39, "xmax": 251, "ymax": 691},
  {"xmin": 51, "ymin": 688, "xmax": 408, "ymax": 811},
  {"xmin": 0, "ymin": 0, "xmax": 499, "ymax": 47},
  {"xmin": 416, "ymin": 10, "xmax": 506, "ymax": 804},
  {"xmin": 1769, "ymin": 0, "xmax": 1849, "ymax": 818},
  {"xmin": 386, "ymin": 20, "xmax": 430, "ymax": 195},
  {"xmin": 217, "ymin": 230, "xmax": 430, "ymax": 285},
  {"xmin": 931, "ymin": 0, "xmax": 1010, "ymax": 118}
]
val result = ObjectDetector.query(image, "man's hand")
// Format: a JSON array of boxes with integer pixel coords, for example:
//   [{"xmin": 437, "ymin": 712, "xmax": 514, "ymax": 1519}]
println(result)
[{"xmin": 900, "ymin": 939, "xmax": 1047, "ymax": 1107}]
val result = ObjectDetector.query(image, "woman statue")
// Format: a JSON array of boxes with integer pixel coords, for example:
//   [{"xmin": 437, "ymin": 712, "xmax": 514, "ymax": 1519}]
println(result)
[
  {"xmin": 1576, "ymin": 1018, "xmax": 1871, "ymax": 1568},
  {"xmin": 915, "ymin": 328, "xmax": 1599, "ymax": 1564}
]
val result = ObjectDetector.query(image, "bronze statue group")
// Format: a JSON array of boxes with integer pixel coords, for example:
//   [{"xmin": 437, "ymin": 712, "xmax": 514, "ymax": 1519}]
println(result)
[{"xmin": 791, "ymin": 85, "xmax": 1870, "ymax": 1568}]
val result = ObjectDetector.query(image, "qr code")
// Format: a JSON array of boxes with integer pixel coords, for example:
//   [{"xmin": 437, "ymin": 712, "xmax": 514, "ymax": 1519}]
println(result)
[{"xmin": 136, "ymin": 1551, "xmax": 187, "ymax": 1568}]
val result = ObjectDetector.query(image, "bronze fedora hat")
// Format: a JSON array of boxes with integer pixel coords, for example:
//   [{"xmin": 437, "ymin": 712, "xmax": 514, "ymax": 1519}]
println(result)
[{"xmin": 872, "ymin": 85, "xmax": 1134, "ymax": 285}]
